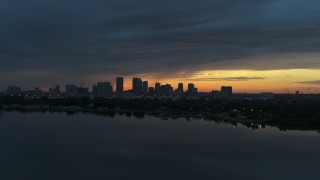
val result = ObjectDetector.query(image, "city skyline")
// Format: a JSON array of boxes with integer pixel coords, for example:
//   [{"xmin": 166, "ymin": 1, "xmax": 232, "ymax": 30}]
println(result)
[
  {"xmin": 5, "ymin": 77, "xmax": 202, "ymax": 94},
  {"xmin": 1, "ymin": 0, "xmax": 320, "ymax": 93},
  {"xmin": 3, "ymin": 71, "xmax": 320, "ymax": 94},
  {"xmin": 2, "ymin": 71, "xmax": 320, "ymax": 94}
]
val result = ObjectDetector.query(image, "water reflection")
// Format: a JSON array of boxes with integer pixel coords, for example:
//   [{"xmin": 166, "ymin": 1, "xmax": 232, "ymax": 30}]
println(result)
[
  {"xmin": 0, "ymin": 110, "xmax": 320, "ymax": 180},
  {"xmin": 2, "ymin": 109, "xmax": 319, "ymax": 133}
]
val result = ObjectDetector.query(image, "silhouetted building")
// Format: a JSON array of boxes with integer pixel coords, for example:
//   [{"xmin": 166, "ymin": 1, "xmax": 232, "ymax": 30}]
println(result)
[
  {"xmin": 95, "ymin": 82, "xmax": 113, "ymax": 96},
  {"xmin": 34, "ymin": 87, "xmax": 42, "ymax": 96},
  {"xmin": 187, "ymin": 83, "xmax": 198, "ymax": 95},
  {"xmin": 7, "ymin": 86, "xmax": 21, "ymax": 96},
  {"xmin": 177, "ymin": 83, "xmax": 183, "ymax": 93},
  {"xmin": 54, "ymin": 85, "xmax": 61, "ymax": 94},
  {"xmin": 77, "ymin": 87, "xmax": 89, "ymax": 96},
  {"xmin": 48, "ymin": 85, "xmax": 61, "ymax": 96},
  {"xmin": 194, "ymin": 88, "xmax": 198, "ymax": 94},
  {"xmin": 92, "ymin": 85, "xmax": 98, "ymax": 95},
  {"xmin": 66, "ymin": 84, "xmax": 77, "ymax": 96},
  {"xmin": 160, "ymin": 84, "xmax": 173, "ymax": 95},
  {"xmin": 149, "ymin": 87, "xmax": 155, "ymax": 95},
  {"xmin": 132, "ymin": 78, "xmax": 143, "ymax": 94},
  {"xmin": 143, "ymin": 81, "xmax": 148, "ymax": 93},
  {"xmin": 49, "ymin": 88, "xmax": 54, "ymax": 95},
  {"xmin": 187, "ymin": 83, "xmax": 195, "ymax": 93},
  {"xmin": 221, "ymin": 86, "xmax": 233, "ymax": 96},
  {"xmin": 96, "ymin": 82, "xmax": 104, "ymax": 96},
  {"xmin": 116, "ymin": 77, "xmax": 124, "ymax": 93},
  {"xmin": 155, "ymin": 83, "xmax": 161, "ymax": 94}
]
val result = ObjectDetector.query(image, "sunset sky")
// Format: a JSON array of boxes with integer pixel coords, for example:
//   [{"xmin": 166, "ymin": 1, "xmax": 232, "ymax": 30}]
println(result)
[{"xmin": 1, "ymin": 0, "xmax": 320, "ymax": 93}]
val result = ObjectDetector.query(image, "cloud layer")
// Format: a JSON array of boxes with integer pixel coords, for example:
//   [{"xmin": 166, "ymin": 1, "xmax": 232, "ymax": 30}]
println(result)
[
  {"xmin": 186, "ymin": 77, "xmax": 266, "ymax": 82},
  {"xmin": 296, "ymin": 80, "xmax": 320, "ymax": 85},
  {"xmin": 1, "ymin": 0, "xmax": 320, "ymax": 87}
]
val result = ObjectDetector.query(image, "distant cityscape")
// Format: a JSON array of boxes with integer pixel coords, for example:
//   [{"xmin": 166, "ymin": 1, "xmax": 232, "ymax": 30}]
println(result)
[
  {"xmin": 4, "ymin": 77, "xmax": 233, "ymax": 97},
  {"xmin": 2, "ymin": 77, "xmax": 320, "ymax": 131}
]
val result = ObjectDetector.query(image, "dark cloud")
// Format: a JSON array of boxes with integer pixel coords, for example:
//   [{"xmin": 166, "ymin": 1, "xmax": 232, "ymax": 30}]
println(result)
[
  {"xmin": 186, "ymin": 77, "xmax": 266, "ymax": 82},
  {"xmin": 295, "ymin": 80, "xmax": 320, "ymax": 85},
  {"xmin": 1, "ymin": 0, "xmax": 320, "ymax": 88}
]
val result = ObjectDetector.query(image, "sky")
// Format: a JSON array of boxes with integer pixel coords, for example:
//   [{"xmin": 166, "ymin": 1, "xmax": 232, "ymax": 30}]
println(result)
[{"xmin": 1, "ymin": 0, "xmax": 320, "ymax": 93}]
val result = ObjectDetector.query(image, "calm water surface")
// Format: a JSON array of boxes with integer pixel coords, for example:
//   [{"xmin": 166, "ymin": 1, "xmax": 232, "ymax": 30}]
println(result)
[{"xmin": 0, "ymin": 111, "xmax": 319, "ymax": 180}]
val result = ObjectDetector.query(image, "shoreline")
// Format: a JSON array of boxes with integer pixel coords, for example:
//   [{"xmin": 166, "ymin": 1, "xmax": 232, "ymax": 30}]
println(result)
[{"xmin": 1, "ymin": 105, "xmax": 271, "ymax": 123}]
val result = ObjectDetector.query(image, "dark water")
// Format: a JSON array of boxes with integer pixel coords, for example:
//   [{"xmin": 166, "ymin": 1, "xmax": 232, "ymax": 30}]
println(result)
[{"xmin": 0, "ymin": 111, "xmax": 319, "ymax": 180}]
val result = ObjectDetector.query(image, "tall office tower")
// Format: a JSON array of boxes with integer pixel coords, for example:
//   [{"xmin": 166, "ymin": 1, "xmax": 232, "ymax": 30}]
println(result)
[
  {"xmin": 187, "ymin": 83, "xmax": 195, "ymax": 93},
  {"xmin": 34, "ymin": 87, "xmax": 41, "ymax": 96},
  {"xmin": 76, "ymin": 87, "xmax": 89, "ymax": 96},
  {"xmin": 142, "ymin": 81, "xmax": 148, "ymax": 93},
  {"xmin": 108, "ymin": 83, "xmax": 113, "ymax": 94},
  {"xmin": 132, "ymin": 78, "xmax": 143, "ymax": 94},
  {"xmin": 149, "ymin": 87, "xmax": 155, "ymax": 95},
  {"xmin": 96, "ymin": 82, "xmax": 104, "ymax": 96},
  {"xmin": 178, "ymin": 83, "xmax": 184, "ymax": 93},
  {"xmin": 66, "ymin": 84, "xmax": 77, "ymax": 96},
  {"xmin": 194, "ymin": 88, "xmax": 198, "ymax": 94},
  {"xmin": 6, "ymin": 86, "xmax": 21, "ymax": 96},
  {"xmin": 96, "ymin": 82, "xmax": 113, "ymax": 96},
  {"xmin": 104, "ymin": 82, "xmax": 113, "ymax": 95},
  {"xmin": 116, "ymin": 77, "xmax": 124, "ymax": 93},
  {"xmin": 155, "ymin": 82, "xmax": 161, "ymax": 94},
  {"xmin": 92, "ymin": 85, "xmax": 98, "ymax": 95},
  {"xmin": 55, "ymin": 85, "xmax": 61, "ymax": 94},
  {"xmin": 221, "ymin": 86, "xmax": 233, "ymax": 96},
  {"xmin": 160, "ymin": 84, "xmax": 173, "ymax": 95}
]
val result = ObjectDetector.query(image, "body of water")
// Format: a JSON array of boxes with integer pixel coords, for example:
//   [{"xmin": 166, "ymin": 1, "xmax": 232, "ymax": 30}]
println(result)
[{"xmin": 0, "ymin": 111, "xmax": 319, "ymax": 179}]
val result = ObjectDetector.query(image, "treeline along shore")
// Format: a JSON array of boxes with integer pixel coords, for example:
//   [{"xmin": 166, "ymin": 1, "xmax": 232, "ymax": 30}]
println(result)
[{"xmin": 1, "ymin": 95, "xmax": 320, "ymax": 132}]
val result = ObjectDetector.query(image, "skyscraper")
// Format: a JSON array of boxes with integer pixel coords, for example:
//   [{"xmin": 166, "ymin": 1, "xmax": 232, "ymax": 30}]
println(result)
[
  {"xmin": 6, "ymin": 86, "xmax": 21, "ymax": 96},
  {"xmin": 66, "ymin": 84, "xmax": 77, "ymax": 96},
  {"xmin": 187, "ymin": 83, "xmax": 195, "ymax": 93},
  {"xmin": 149, "ymin": 87, "xmax": 155, "ymax": 95},
  {"xmin": 95, "ymin": 82, "xmax": 113, "ymax": 96},
  {"xmin": 142, "ymin": 81, "xmax": 148, "ymax": 93},
  {"xmin": 160, "ymin": 84, "xmax": 173, "ymax": 95},
  {"xmin": 132, "ymin": 78, "xmax": 143, "ymax": 94},
  {"xmin": 178, "ymin": 83, "xmax": 183, "ymax": 93},
  {"xmin": 96, "ymin": 82, "xmax": 104, "ymax": 96},
  {"xmin": 54, "ymin": 85, "xmax": 61, "ymax": 94},
  {"xmin": 155, "ymin": 82, "xmax": 161, "ymax": 94},
  {"xmin": 116, "ymin": 77, "xmax": 124, "ymax": 93},
  {"xmin": 221, "ymin": 86, "xmax": 233, "ymax": 96}
]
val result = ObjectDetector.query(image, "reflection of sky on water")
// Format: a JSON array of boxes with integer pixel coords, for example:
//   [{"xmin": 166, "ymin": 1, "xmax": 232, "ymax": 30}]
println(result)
[{"xmin": 0, "ymin": 111, "xmax": 319, "ymax": 180}]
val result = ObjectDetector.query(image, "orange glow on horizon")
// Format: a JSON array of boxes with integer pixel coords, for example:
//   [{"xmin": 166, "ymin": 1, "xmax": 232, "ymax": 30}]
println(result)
[{"xmin": 119, "ymin": 69, "xmax": 320, "ymax": 93}]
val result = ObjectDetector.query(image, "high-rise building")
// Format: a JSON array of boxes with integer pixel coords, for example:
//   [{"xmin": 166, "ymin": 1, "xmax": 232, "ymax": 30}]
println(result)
[
  {"xmin": 6, "ymin": 86, "xmax": 21, "ymax": 96},
  {"xmin": 76, "ymin": 87, "xmax": 89, "ymax": 96},
  {"xmin": 95, "ymin": 82, "xmax": 113, "ymax": 96},
  {"xmin": 55, "ymin": 85, "xmax": 61, "ymax": 94},
  {"xmin": 132, "ymin": 78, "xmax": 143, "ymax": 94},
  {"xmin": 142, "ymin": 81, "xmax": 148, "ymax": 93},
  {"xmin": 178, "ymin": 83, "xmax": 183, "ymax": 93},
  {"xmin": 149, "ymin": 87, "xmax": 155, "ymax": 95},
  {"xmin": 66, "ymin": 84, "xmax": 77, "ymax": 96},
  {"xmin": 155, "ymin": 83, "xmax": 161, "ymax": 94},
  {"xmin": 48, "ymin": 85, "xmax": 61, "ymax": 96},
  {"xmin": 96, "ymin": 82, "xmax": 104, "ymax": 96},
  {"xmin": 116, "ymin": 77, "xmax": 124, "ymax": 93},
  {"xmin": 221, "ymin": 86, "xmax": 233, "ymax": 96},
  {"xmin": 104, "ymin": 82, "xmax": 113, "ymax": 95},
  {"xmin": 160, "ymin": 84, "xmax": 173, "ymax": 95},
  {"xmin": 34, "ymin": 87, "xmax": 42, "ymax": 96},
  {"xmin": 92, "ymin": 85, "xmax": 98, "ymax": 95},
  {"xmin": 194, "ymin": 88, "xmax": 198, "ymax": 94},
  {"xmin": 187, "ymin": 83, "xmax": 195, "ymax": 93}
]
